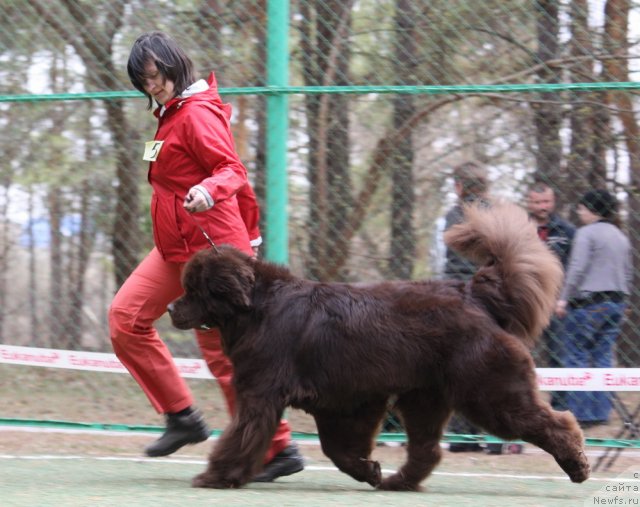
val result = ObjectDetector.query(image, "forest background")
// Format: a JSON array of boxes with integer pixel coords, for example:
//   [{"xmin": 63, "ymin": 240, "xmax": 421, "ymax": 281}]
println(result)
[{"xmin": 0, "ymin": 0, "xmax": 639, "ymax": 369}]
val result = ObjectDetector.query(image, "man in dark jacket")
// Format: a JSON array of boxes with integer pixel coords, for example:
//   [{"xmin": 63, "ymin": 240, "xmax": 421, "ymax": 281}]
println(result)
[
  {"xmin": 527, "ymin": 182, "xmax": 574, "ymax": 270},
  {"xmin": 526, "ymin": 182, "xmax": 575, "ymax": 410}
]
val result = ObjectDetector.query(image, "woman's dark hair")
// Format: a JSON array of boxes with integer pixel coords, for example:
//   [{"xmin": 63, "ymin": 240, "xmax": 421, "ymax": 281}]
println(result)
[
  {"xmin": 127, "ymin": 31, "xmax": 197, "ymax": 109},
  {"xmin": 579, "ymin": 189, "xmax": 622, "ymax": 228}
]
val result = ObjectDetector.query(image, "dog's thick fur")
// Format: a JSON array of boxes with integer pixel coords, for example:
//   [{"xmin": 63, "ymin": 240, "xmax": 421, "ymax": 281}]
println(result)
[{"xmin": 170, "ymin": 201, "xmax": 590, "ymax": 491}]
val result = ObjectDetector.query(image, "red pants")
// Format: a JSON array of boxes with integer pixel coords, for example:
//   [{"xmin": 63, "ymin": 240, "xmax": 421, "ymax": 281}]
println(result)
[{"xmin": 109, "ymin": 247, "xmax": 290, "ymax": 461}]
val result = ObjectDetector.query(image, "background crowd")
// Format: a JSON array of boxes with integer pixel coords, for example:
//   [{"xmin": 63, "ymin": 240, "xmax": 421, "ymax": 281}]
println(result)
[{"xmin": 433, "ymin": 161, "xmax": 631, "ymax": 452}]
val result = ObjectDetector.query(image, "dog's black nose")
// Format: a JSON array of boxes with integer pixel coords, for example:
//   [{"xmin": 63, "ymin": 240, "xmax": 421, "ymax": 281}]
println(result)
[{"xmin": 167, "ymin": 303, "xmax": 175, "ymax": 314}]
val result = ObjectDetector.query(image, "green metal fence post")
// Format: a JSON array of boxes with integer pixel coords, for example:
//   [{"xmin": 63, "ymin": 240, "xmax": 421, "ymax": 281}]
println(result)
[{"xmin": 265, "ymin": 0, "xmax": 290, "ymax": 264}]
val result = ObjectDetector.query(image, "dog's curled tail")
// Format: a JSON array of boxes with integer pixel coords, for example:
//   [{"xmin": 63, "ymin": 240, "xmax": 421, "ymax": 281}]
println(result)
[{"xmin": 444, "ymin": 200, "xmax": 563, "ymax": 347}]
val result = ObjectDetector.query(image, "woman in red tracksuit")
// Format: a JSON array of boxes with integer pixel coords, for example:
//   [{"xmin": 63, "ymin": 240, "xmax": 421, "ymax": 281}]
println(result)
[{"xmin": 109, "ymin": 31, "xmax": 303, "ymax": 482}]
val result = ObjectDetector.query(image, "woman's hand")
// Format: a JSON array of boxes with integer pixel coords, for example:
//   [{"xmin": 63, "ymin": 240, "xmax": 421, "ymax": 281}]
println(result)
[
  {"xmin": 555, "ymin": 300, "xmax": 568, "ymax": 318},
  {"xmin": 184, "ymin": 186, "xmax": 213, "ymax": 213}
]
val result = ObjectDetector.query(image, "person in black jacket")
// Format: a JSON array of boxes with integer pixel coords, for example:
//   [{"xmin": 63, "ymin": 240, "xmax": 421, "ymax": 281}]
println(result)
[
  {"xmin": 442, "ymin": 161, "xmax": 491, "ymax": 453},
  {"xmin": 443, "ymin": 161, "xmax": 490, "ymax": 280},
  {"xmin": 526, "ymin": 182, "xmax": 574, "ymax": 270},
  {"xmin": 526, "ymin": 182, "xmax": 575, "ymax": 410}
]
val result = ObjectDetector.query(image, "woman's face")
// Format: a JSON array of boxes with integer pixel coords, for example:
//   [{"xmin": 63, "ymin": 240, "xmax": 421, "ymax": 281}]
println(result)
[
  {"xmin": 576, "ymin": 203, "xmax": 600, "ymax": 225},
  {"xmin": 141, "ymin": 61, "xmax": 175, "ymax": 106}
]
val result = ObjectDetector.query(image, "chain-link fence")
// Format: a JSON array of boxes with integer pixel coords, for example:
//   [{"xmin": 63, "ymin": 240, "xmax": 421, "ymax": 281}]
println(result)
[{"xmin": 1, "ymin": 0, "xmax": 639, "ymax": 441}]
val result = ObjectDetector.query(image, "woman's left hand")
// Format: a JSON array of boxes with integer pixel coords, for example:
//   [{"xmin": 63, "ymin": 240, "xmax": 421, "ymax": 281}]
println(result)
[{"xmin": 184, "ymin": 187, "xmax": 211, "ymax": 213}]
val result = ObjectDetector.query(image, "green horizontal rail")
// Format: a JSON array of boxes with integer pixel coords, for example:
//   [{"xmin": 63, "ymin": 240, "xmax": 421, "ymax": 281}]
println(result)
[
  {"xmin": 1, "ymin": 418, "xmax": 638, "ymax": 448},
  {"xmin": 1, "ymin": 81, "xmax": 639, "ymax": 103}
]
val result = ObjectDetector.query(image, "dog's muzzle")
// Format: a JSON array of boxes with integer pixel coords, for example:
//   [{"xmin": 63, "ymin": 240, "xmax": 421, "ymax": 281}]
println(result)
[{"xmin": 167, "ymin": 303, "xmax": 211, "ymax": 330}]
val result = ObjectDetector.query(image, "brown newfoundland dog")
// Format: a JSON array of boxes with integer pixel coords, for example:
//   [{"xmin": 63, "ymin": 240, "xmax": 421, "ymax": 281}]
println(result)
[{"xmin": 169, "ymin": 201, "xmax": 590, "ymax": 491}]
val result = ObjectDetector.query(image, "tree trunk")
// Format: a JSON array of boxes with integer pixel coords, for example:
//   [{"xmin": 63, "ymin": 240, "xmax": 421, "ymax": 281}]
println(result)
[
  {"xmin": 389, "ymin": 0, "xmax": 417, "ymax": 280},
  {"xmin": 107, "ymin": 99, "xmax": 140, "ymax": 287},
  {"xmin": 30, "ymin": 0, "xmax": 141, "ymax": 289},
  {"xmin": 602, "ymin": 0, "xmax": 640, "ymax": 366},
  {"xmin": 301, "ymin": 0, "xmax": 354, "ymax": 280},
  {"xmin": 532, "ymin": 0, "xmax": 564, "ymax": 201},
  {"xmin": 64, "ymin": 104, "xmax": 97, "ymax": 349},
  {"xmin": 566, "ymin": 0, "xmax": 606, "ymax": 210},
  {"xmin": 47, "ymin": 53, "xmax": 67, "ymax": 349},
  {"xmin": 0, "ymin": 184, "xmax": 8, "ymax": 343},
  {"xmin": 253, "ymin": 1, "xmax": 268, "ymax": 242},
  {"xmin": 27, "ymin": 186, "xmax": 40, "ymax": 346},
  {"xmin": 48, "ymin": 182, "xmax": 65, "ymax": 348}
]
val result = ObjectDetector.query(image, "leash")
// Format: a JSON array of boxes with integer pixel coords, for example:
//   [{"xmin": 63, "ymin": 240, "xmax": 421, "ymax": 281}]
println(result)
[
  {"xmin": 184, "ymin": 192, "xmax": 218, "ymax": 251},
  {"xmin": 187, "ymin": 213, "xmax": 217, "ymax": 330},
  {"xmin": 189, "ymin": 213, "xmax": 218, "ymax": 252}
]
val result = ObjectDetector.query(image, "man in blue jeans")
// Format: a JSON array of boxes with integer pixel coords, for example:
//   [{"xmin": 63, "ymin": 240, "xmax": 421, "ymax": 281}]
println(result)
[
  {"xmin": 562, "ymin": 301, "xmax": 626, "ymax": 423},
  {"xmin": 555, "ymin": 189, "xmax": 631, "ymax": 426}
]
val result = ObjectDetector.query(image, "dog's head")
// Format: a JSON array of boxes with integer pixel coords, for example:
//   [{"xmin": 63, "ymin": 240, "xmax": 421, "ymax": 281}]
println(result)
[{"xmin": 169, "ymin": 245, "xmax": 255, "ymax": 331}]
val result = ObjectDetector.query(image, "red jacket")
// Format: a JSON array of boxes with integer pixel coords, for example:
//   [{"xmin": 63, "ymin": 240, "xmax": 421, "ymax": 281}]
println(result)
[{"xmin": 146, "ymin": 72, "xmax": 260, "ymax": 262}]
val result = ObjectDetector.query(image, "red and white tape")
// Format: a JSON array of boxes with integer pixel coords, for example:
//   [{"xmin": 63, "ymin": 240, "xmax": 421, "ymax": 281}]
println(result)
[
  {"xmin": 535, "ymin": 368, "xmax": 640, "ymax": 391},
  {"xmin": 0, "ymin": 344, "xmax": 213, "ymax": 379},
  {"xmin": 1, "ymin": 344, "xmax": 639, "ymax": 390}
]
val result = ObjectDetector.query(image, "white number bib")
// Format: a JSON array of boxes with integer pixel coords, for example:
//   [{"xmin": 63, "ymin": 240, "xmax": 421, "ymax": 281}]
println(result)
[{"xmin": 143, "ymin": 140, "xmax": 164, "ymax": 162}]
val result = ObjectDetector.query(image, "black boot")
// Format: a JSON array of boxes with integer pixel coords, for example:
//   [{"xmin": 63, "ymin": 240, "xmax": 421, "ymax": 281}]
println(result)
[
  {"xmin": 145, "ymin": 408, "xmax": 210, "ymax": 457},
  {"xmin": 252, "ymin": 443, "xmax": 305, "ymax": 482}
]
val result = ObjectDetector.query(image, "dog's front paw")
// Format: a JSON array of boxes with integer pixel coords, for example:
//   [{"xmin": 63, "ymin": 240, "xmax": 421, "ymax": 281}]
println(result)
[
  {"xmin": 362, "ymin": 459, "xmax": 382, "ymax": 487},
  {"xmin": 192, "ymin": 471, "xmax": 239, "ymax": 489},
  {"xmin": 378, "ymin": 473, "xmax": 423, "ymax": 492},
  {"xmin": 192, "ymin": 471, "xmax": 221, "ymax": 488}
]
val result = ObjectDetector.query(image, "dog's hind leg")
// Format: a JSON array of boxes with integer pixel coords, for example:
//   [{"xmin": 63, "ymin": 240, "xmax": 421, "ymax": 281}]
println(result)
[
  {"xmin": 378, "ymin": 388, "xmax": 451, "ymax": 492},
  {"xmin": 313, "ymin": 397, "xmax": 388, "ymax": 488},
  {"xmin": 526, "ymin": 408, "xmax": 591, "ymax": 483},
  {"xmin": 456, "ymin": 356, "xmax": 590, "ymax": 483}
]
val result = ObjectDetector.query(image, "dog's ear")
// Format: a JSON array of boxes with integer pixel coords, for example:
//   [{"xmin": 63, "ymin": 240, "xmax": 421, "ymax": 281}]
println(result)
[
  {"xmin": 225, "ymin": 261, "xmax": 255, "ymax": 310},
  {"xmin": 202, "ymin": 255, "xmax": 255, "ymax": 311}
]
